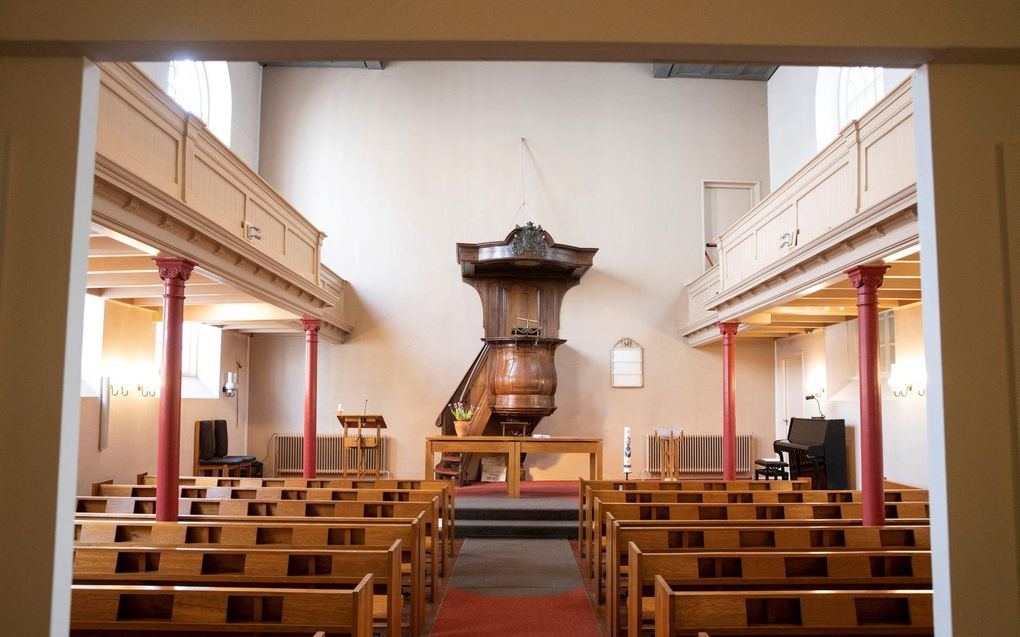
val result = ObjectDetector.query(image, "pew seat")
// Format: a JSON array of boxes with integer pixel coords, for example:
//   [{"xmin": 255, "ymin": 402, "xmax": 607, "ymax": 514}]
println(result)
[
  {"xmin": 625, "ymin": 546, "xmax": 932, "ymax": 636},
  {"xmin": 603, "ymin": 523, "xmax": 933, "ymax": 637},
  {"xmin": 72, "ymin": 542, "xmax": 404, "ymax": 636},
  {"xmin": 74, "ymin": 519, "xmax": 426, "ymax": 635}
]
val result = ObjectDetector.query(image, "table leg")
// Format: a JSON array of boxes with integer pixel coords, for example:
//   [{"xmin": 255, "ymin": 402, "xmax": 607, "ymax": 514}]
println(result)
[
  {"xmin": 508, "ymin": 442, "xmax": 521, "ymax": 498},
  {"xmin": 424, "ymin": 442, "xmax": 433, "ymax": 479}
]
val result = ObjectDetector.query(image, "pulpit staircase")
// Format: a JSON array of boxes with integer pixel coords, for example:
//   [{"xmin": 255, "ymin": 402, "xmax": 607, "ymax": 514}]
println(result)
[{"xmin": 433, "ymin": 343, "xmax": 493, "ymax": 482}]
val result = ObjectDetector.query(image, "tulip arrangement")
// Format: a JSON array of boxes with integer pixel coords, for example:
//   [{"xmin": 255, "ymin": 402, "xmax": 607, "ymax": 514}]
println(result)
[{"xmin": 449, "ymin": 402, "xmax": 476, "ymax": 421}]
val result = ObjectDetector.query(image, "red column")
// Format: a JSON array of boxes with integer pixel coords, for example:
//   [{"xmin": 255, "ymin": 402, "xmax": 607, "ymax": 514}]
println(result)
[
  {"xmin": 154, "ymin": 257, "xmax": 195, "ymax": 522},
  {"xmin": 719, "ymin": 322, "xmax": 739, "ymax": 481},
  {"xmin": 302, "ymin": 318, "xmax": 321, "ymax": 479},
  {"xmin": 847, "ymin": 264, "xmax": 890, "ymax": 526}
]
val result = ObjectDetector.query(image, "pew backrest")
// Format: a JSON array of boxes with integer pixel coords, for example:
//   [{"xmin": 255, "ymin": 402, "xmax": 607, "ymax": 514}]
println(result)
[
  {"xmin": 71, "ymin": 580, "xmax": 373, "ymax": 636},
  {"xmin": 73, "ymin": 542, "xmax": 403, "ymax": 637},
  {"xmin": 624, "ymin": 545, "xmax": 932, "ymax": 637},
  {"xmin": 654, "ymin": 576, "xmax": 933, "ymax": 635}
]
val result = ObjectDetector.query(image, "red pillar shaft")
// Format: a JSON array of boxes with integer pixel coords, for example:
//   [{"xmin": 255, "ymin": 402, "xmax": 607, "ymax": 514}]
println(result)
[
  {"xmin": 847, "ymin": 264, "xmax": 890, "ymax": 526},
  {"xmin": 154, "ymin": 258, "xmax": 194, "ymax": 522},
  {"xmin": 302, "ymin": 319, "xmax": 321, "ymax": 479},
  {"xmin": 720, "ymin": 322, "xmax": 739, "ymax": 481}
]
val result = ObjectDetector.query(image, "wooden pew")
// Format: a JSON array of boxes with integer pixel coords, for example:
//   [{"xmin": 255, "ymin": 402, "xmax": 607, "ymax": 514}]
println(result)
[
  {"xmin": 134, "ymin": 474, "xmax": 457, "ymax": 557},
  {"xmin": 73, "ymin": 542, "xmax": 404, "ymax": 637},
  {"xmin": 578, "ymin": 478, "xmax": 813, "ymax": 558},
  {"xmin": 590, "ymin": 498, "xmax": 929, "ymax": 583},
  {"xmin": 590, "ymin": 500, "xmax": 930, "ymax": 603},
  {"xmin": 71, "ymin": 580, "xmax": 373, "ymax": 636},
  {"xmin": 605, "ymin": 522, "xmax": 932, "ymax": 636},
  {"xmin": 625, "ymin": 545, "xmax": 932, "ymax": 637},
  {"xmin": 76, "ymin": 495, "xmax": 443, "ymax": 596},
  {"xmin": 74, "ymin": 518, "xmax": 426, "ymax": 633},
  {"xmin": 94, "ymin": 482, "xmax": 452, "ymax": 575},
  {"xmin": 653, "ymin": 578, "xmax": 933, "ymax": 636},
  {"xmin": 580, "ymin": 486, "xmax": 927, "ymax": 570}
]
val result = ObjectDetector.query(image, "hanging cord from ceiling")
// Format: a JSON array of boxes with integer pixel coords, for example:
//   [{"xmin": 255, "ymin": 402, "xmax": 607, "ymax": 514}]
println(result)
[{"xmin": 510, "ymin": 137, "xmax": 537, "ymax": 227}]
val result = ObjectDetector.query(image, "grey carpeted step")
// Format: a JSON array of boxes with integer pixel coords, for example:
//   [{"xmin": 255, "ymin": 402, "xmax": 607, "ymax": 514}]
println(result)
[{"xmin": 456, "ymin": 519, "xmax": 577, "ymax": 539}]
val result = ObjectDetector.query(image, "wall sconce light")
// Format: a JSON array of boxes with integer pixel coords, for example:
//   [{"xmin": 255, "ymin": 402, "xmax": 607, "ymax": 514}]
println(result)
[
  {"xmin": 889, "ymin": 362, "xmax": 927, "ymax": 397},
  {"xmin": 134, "ymin": 365, "xmax": 160, "ymax": 398},
  {"xmin": 222, "ymin": 371, "xmax": 239, "ymax": 397},
  {"xmin": 107, "ymin": 378, "xmax": 130, "ymax": 397},
  {"xmin": 889, "ymin": 363, "xmax": 911, "ymax": 397}
]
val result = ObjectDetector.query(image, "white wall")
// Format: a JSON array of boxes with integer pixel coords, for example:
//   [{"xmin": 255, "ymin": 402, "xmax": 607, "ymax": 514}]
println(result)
[
  {"xmin": 766, "ymin": 66, "xmax": 819, "ymax": 192},
  {"xmin": 253, "ymin": 61, "xmax": 775, "ymax": 480},
  {"xmin": 134, "ymin": 61, "xmax": 262, "ymax": 171},
  {"xmin": 773, "ymin": 303, "xmax": 929, "ymax": 489},
  {"xmin": 75, "ymin": 300, "xmax": 251, "ymax": 493},
  {"xmin": 767, "ymin": 66, "xmax": 915, "ymax": 190}
]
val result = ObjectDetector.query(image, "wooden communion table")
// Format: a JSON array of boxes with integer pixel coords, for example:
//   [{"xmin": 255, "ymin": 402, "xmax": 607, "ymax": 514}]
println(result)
[{"xmin": 424, "ymin": 436, "xmax": 603, "ymax": 498}]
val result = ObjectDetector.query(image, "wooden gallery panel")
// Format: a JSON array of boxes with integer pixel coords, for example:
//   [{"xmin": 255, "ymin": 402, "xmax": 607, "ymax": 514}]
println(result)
[{"xmin": 96, "ymin": 71, "xmax": 184, "ymax": 198}]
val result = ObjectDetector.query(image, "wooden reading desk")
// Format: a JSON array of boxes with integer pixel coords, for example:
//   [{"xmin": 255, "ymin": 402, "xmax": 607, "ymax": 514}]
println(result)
[
  {"xmin": 337, "ymin": 413, "xmax": 387, "ymax": 476},
  {"xmin": 424, "ymin": 436, "xmax": 602, "ymax": 497}
]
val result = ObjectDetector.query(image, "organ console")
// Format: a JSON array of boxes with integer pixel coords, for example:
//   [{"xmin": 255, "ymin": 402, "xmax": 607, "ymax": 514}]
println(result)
[{"xmin": 773, "ymin": 417, "xmax": 849, "ymax": 489}]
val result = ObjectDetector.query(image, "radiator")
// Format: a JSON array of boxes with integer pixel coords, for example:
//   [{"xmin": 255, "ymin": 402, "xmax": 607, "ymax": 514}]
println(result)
[
  {"xmin": 272, "ymin": 434, "xmax": 387, "ymax": 477},
  {"xmin": 644, "ymin": 433, "xmax": 754, "ymax": 477}
]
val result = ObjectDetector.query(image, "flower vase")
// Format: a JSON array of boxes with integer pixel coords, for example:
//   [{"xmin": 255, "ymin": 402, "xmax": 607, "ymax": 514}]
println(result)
[{"xmin": 454, "ymin": 420, "xmax": 472, "ymax": 437}]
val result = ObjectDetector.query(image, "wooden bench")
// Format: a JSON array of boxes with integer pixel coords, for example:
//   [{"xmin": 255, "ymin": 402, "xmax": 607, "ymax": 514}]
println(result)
[
  {"xmin": 74, "ymin": 518, "xmax": 427, "ymax": 633},
  {"xmin": 580, "ymin": 487, "xmax": 927, "ymax": 570},
  {"xmin": 653, "ymin": 578, "xmax": 933, "ymax": 636},
  {"xmin": 590, "ymin": 501, "xmax": 930, "ymax": 603},
  {"xmin": 94, "ymin": 482, "xmax": 453, "ymax": 575},
  {"xmin": 603, "ymin": 523, "xmax": 932, "ymax": 637},
  {"xmin": 578, "ymin": 478, "xmax": 812, "ymax": 558},
  {"xmin": 590, "ymin": 498, "xmax": 929, "ymax": 578},
  {"xmin": 133, "ymin": 474, "xmax": 457, "ymax": 557},
  {"xmin": 73, "ymin": 542, "xmax": 404, "ymax": 637},
  {"xmin": 624, "ymin": 546, "xmax": 932, "ymax": 637},
  {"xmin": 76, "ymin": 495, "xmax": 443, "ymax": 594},
  {"xmin": 71, "ymin": 580, "xmax": 373, "ymax": 636}
]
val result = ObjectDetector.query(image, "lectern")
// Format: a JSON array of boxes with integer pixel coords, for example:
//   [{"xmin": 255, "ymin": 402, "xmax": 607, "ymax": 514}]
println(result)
[{"xmin": 336, "ymin": 413, "xmax": 387, "ymax": 476}]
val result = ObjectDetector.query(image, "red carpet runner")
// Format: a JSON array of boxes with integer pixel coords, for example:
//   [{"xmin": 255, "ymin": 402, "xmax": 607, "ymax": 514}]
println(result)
[{"xmin": 430, "ymin": 538, "xmax": 600, "ymax": 637}]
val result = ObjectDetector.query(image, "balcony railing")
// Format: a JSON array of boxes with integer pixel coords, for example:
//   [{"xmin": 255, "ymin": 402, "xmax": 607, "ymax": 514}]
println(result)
[{"xmin": 683, "ymin": 77, "xmax": 916, "ymax": 334}]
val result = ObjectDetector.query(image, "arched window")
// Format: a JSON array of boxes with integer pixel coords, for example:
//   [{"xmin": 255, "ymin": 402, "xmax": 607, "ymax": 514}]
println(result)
[
  {"xmin": 815, "ymin": 66, "xmax": 890, "ymax": 151},
  {"xmin": 168, "ymin": 60, "xmax": 232, "ymax": 146},
  {"xmin": 837, "ymin": 67, "xmax": 885, "ymax": 127}
]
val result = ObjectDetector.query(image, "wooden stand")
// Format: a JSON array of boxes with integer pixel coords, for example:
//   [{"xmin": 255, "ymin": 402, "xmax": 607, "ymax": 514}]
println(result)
[
  {"xmin": 654, "ymin": 431, "xmax": 685, "ymax": 481},
  {"xmin": 337, "ymin": 413, "xmax": 387, "ymax": 476}
]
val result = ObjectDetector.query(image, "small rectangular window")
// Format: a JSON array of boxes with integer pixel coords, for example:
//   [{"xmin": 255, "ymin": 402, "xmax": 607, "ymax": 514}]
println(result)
[
  {"xmin": 180, "ymin": 323, "xmax": 200, "ymax": 378},
  {"xmin": 878, "ymin": 310, "xmax": 895, "ymax": 375},
  {"xmin": 154, "ymin": 321, "xmax": 222, "ymax": 398}
]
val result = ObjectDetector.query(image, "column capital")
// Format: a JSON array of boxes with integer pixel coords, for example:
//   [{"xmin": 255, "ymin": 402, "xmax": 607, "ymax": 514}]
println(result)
[
  {"xmin": 845, "ymin": 264, "xmax": 890, "ymax": 291},
  {"xmin": 301, "ymin": 318, "xmax": 322, "ymax": 334},
  {"xmin": 153, "ymin": 257, "xmax": 196, "ymax": 283},
  {"xmin": 719, "ymin": 322, "xmax": 739, "ymax": 337}
]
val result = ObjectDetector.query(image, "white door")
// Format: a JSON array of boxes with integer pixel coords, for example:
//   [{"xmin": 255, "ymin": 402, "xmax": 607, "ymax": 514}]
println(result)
[{"xmin": 779, "ymin": 354, "xmax": 804, "ymax": 442}]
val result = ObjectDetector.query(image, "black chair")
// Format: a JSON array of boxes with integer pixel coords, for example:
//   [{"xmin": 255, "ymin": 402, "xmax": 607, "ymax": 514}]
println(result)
[{"xmin": 194, "ymin": 420, "xmax": 254, "ymax": 476}]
